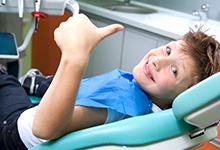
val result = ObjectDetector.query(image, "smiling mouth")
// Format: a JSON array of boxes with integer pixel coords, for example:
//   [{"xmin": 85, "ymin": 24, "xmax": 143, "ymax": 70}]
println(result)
[{"xmin": 143, "ymin": 60, "xmax": 155, "ymax": 82}]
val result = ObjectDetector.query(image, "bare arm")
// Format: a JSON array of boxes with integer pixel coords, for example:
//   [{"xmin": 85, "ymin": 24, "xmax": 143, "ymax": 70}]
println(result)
[{"xmin": 32, "ymin": 14, "xmax": 124, "ymax": 140}]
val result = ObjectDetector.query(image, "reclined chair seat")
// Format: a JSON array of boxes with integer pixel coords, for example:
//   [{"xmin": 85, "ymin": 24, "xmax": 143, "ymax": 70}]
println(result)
[{"xmin": 29, "ymin": 72, "xmax": 220, "ymax": 150}]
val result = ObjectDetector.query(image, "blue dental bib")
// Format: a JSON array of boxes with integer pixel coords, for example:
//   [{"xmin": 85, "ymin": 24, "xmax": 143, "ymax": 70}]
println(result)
[{"xmin": 76, "ymin": 69, "xmax": 153, "ymax": 116}]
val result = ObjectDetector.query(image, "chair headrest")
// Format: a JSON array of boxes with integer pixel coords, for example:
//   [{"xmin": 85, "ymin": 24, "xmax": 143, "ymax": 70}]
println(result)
[{"xmin": 172, "ymin": 72, "xmax": 220, "ymax": 124}]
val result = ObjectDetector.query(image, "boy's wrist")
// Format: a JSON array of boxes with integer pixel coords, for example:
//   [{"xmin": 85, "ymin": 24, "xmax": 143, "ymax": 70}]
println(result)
[{"xmin": 61, "ymin": 53, "xmax": 89, "ymax": 69}]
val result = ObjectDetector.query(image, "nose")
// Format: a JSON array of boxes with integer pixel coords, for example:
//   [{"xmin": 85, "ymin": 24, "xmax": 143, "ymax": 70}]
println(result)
[{"xmin": 152, "ymin": 56, "xmax": 169, "ymax": 71}]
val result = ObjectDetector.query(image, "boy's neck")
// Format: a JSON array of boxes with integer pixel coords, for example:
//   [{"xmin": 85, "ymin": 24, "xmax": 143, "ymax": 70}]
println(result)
[{"xmin": 149, "ymin": 96, "xmax": 173, "ymax": 110}]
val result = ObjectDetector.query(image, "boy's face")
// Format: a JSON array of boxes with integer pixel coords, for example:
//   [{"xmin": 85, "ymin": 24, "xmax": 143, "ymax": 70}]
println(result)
[{"xmin": 133, "ymin": 40, "xmax": 195, "ymax": 106}]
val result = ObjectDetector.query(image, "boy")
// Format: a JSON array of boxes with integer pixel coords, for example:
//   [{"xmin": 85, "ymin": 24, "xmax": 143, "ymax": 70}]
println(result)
[{"xmin": 0, "ymin": 14, "xmax": 219, "ymax": 149}]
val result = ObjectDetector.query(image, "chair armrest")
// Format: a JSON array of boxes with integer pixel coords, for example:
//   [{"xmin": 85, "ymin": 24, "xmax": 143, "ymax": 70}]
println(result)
[{"xmin": 30, "ymin": 109, "xmax": 195, "ymax": 150}]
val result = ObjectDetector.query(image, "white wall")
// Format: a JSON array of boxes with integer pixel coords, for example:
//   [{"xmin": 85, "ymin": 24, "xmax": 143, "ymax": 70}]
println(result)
[{"xmin": 135, "ymin": 0, "xmax": 220, "ymax": 21}]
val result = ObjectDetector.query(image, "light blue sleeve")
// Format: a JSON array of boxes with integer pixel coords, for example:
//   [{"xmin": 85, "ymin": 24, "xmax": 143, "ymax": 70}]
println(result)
[
  {"xmin": 105, "ymin": 103, "xmax": 162, "ymax": 124},
  {"xmin": 105, "ymin": 108, "xmax": 127, "ymax": 124}
]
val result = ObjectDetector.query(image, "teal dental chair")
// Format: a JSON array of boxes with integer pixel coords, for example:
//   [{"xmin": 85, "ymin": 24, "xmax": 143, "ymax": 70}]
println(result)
[{"xmin": 29, "ymin": 72, "xmax": 220, "ymax": 150}]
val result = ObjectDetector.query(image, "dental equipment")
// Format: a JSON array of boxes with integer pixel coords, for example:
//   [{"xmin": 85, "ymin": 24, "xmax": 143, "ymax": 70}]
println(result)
[
  {"xmin": 18, "ymin": 0, "xmax": 24, "ymax": 18},
  {"xmin": 29, "ymin": 72, "xmax": 220, "ymax": 150},
  {"xmin": 0, "ymin": 0, "xmax": 79, "ymax": 52},
  {"xmin": 31, "ymin": 0, "xmax": 46, "ymax": 31},
  {"xmin": 1, "ymin": 0, "xmax": 6, "ymax": 5}
]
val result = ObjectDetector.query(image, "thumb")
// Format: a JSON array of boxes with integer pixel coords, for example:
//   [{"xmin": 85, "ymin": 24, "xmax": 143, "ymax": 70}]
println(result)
[{"xmin": 97, "ymin": 24, "xmax": 124, "ymax": 40}]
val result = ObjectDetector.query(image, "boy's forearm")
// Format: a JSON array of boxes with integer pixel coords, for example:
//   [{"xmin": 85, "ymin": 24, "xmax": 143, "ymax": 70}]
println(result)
[{"xmin": 33, "ymin": 54, "xmax": 89, "ymax": 139}]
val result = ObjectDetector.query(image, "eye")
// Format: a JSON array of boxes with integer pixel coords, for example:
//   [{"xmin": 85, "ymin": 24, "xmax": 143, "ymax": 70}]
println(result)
[
  {"xmin": 172, "ymin": 66, "xmax": 178, "ymax": 76},
  {"xmin": 166, "ymin": 47, "xmax": 171, "ymax": 55}
]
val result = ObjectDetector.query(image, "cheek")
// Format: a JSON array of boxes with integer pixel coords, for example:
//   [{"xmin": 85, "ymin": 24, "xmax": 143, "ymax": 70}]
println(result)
[
  {"xmin": 156, "ymin": 77, "xmax": 189, "ymax": 99},
  {"xmin": 156, "ymin": 78, "xmax": 172, "ymax": 93},
  {"xmin": 152, "ymin": 77, "xmax": 177, "ymax": 99}
]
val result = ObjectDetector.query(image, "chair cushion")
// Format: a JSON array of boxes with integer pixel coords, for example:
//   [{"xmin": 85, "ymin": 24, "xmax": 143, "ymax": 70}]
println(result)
[{"xmin": 29, "ymin": 95, "xmax": 41, "ymax": 104}]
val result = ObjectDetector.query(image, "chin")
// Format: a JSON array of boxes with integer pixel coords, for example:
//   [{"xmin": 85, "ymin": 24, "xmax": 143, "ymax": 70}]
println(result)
[
  {"xmin": 132, "ymin": 66, "xmax": 138, "ymax": 77},
  {"xmin": 132, "ymin": 64, "xmax": 138, "ymax": 72}
]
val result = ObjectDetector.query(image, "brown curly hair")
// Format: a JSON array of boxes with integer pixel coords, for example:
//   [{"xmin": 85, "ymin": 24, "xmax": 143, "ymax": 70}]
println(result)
[{"xmin": 180, "ymin": 27, "xmax": 220, "ymax": 86}]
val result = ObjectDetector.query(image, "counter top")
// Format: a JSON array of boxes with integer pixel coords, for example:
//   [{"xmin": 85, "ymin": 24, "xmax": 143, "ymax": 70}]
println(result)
[{"xmin": 77, "ymin": 0, "xmax": 220, "ymax": 41}]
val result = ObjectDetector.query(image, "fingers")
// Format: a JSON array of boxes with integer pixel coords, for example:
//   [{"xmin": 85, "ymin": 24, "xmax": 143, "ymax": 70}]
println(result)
[{"xmin": 97, "ymin": 24, "xmax": 124, "ymax": 40}]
